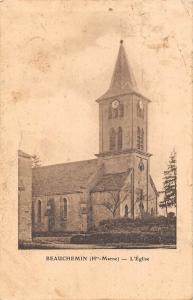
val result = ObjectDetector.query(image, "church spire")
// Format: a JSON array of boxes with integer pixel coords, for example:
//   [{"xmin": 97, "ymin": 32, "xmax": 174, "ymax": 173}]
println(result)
[
  {"xmin": 97, "ymin": 40, "xmax": 139, "ymax": 101},
  {"xmin": 110, "ymin": 40, "xmax": 137, "ymax": 91}
]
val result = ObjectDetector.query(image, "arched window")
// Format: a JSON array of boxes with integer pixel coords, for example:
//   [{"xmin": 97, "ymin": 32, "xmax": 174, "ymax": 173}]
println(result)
[
  {"xmin": 139, "ymin": 201, "xmax": 144, "ymax": 218},
  {"xmin": 124, "ymin": 204, "xmax": 128, "ymax": 218},
  {"xmin": 141, "ymin": 128, "xmax": 144, "ymax": 151},
  {"xmin": 119, "ymin": 104, "xmax": 124, "ymax": 117},
  {"xmin": 60, "ymin": 198, "xmax": 67, "ymax": 220},
  {"xmin": 137, "ymin": 127, "xmax": 140, "ymax": 150},
  {"xmin": 108, "ymin": 106, "xmax": 112, "ymax": 119},
  {"xmin": 137, "ymin": 100, "xmax": 144, "ymax": 118},
  {"xmin": 109, "ymin": 128, "xmax": 116, "ymax": 151},
  {"xmin": 112, "ymin": 107, "xmax": 118, "ymax": 118},
  {"xmin": 117, "ymin": 127, "xmax": 123, "ymax": 151},
  {"xmin": 37, "ymin": 200, "xmax": 41, "ymax": 223}
]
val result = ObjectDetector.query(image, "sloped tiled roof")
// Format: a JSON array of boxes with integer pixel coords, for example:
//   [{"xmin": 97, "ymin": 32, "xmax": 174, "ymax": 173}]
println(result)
[
  {"xmin": 149, "ymin": 175, "xmax": 159, "ymax": 197},
  {"xmin": 32, "ymin": 159, "xmax": 98, "ymax": 197},
  {"xmin": 18, "ymin": 149, "xmax": 32, "ymax": 158},
  {"xmin": 91, "ymin": 170, "xmax": 131, "ymax": 192}
]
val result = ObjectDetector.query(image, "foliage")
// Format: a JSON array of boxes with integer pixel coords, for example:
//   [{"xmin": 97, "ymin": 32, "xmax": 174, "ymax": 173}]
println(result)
[
  {"xmin": 99, "ymin": 217, "xmax": 134, "ymax": 227},
  {"xmin": 167, "ymin": 212, "xmax": 175, "ymax": 218},
  {"xmin": 159, "ymin": 150, "xmax": 177, "ymax": 215},
  {"xmin": 97, "ymin": 216, "xmax": 176, "ymax": 232},
  {"xmin": 71, "ymin": 231, "xmax": 176, "ymax": 245},
  {"xmin": 101, "ymin": 190, "xmax": 129, "ymax": 218},
  {"xmin": 33, "ymin": 230, "xmax": 85, "ymax": 237},
  {"xmin": 32, "ymin": 154, "xmax": 41, "ymax": 168}
]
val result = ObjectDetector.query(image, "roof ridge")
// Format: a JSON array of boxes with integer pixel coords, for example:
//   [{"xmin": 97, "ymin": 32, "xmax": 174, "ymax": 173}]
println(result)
[
  {"xmin": 32, "ymin": 158, "xmax": 97, "ymax": 170},
  {"xmin": 103, "ymin": 170, "xmax": 131, "ymax": 176},
  {"xmin": 18, "ymin": 149, "xmax": 32, "ymax": 158}
]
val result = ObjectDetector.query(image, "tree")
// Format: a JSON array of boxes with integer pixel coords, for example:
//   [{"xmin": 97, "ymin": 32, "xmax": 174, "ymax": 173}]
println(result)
[
  {"xmin": 101, "ymin": 190, "xmax": 130, "ymax": 218},
  {"xmin": 32, "ymin": 154, "xmax": 41, "ymax": 168},
  {"xmin": 101, "ymin": 188, "xmax": 155, "ymax": 219},
  {"xmin": 159, "ymin": 150, "xmax": 177, "ymax": 217}
]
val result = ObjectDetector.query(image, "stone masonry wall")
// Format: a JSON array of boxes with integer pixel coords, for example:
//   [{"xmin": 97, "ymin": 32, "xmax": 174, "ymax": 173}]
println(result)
[
  {"xmin": 91, "ymin": 191, "xmax": 120, "ymax": 226},
  {"xmin": 18, "ymin": 151, "xmax": 32, "ymax": 242},
  {"xmin": 33, "ymin": 193, "xmax": 84, "ymax": 232}
]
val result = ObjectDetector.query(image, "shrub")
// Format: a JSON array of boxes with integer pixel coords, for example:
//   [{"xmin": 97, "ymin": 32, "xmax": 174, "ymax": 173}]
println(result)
[
  {"xmin": 33, "ymin": 230, "xmax": 84, "ymax": 237},
  {"xmin": 98, "ymin": 218, "xmax": 136, "ymax": 232},
  {"xmin": 99, "ymin": 217, "xmax": 134, "ymax": 227},
  {"xmin": 168, "ymin": 212, "xmax": 175, "ymax": 218},
  {"xmin": 70, "ymin": 231, "xmax": 176, "ymax": 245},
  {"xmin": 97, "ymin": 216, "xmax": 176, "ymax": 233}
]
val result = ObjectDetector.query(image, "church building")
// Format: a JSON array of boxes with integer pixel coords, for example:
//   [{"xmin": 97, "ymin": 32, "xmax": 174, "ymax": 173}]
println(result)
[{"xmin": 19, "ymin": 41, "xmax": 158, "ymax": 237}]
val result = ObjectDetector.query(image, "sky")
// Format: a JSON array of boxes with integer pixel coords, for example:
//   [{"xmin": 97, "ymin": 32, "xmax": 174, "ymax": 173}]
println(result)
[{"xmin": 1, "ymin": 0, "xmax": 192, "ymax": 192}]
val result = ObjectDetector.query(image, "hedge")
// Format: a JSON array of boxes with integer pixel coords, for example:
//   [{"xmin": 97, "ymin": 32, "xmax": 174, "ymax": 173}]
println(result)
[
  {"xmin": 99, "ymin": 216, "xmax": 176, "ymax": 227},
  {"xmin": 70, "ymin": 231, "xmax": 176, "ymax": 245},
  {"xmin": 33, "ymin": 231, "xmax": 85, "ymax": 237},
  {"xmin": 97, "ymin": 216, "xmax": 176, "ymax": 233}
]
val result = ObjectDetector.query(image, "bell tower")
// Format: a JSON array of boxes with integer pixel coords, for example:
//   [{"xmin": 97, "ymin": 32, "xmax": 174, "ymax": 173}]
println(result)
[
  {"xmin": 96, "ymin": 40, "xmax": 150, "ymax": 157},
  {"xmin": 96, "ymin": 40, "xmax": 152, "ymax": 218}
]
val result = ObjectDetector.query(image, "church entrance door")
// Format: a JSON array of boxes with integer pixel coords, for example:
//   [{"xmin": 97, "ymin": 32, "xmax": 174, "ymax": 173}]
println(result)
[{"xmin": 47, "ymin": 199, "xmax": 55, "ymax": 232}]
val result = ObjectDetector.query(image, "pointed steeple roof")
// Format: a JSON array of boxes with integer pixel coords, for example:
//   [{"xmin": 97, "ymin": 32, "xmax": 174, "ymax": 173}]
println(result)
[
  {"xmin": 110, "ymin": 40, "xmax": 138, "ymax": 91},
  {"xmin": 97, "ymin": 40, "xmax": 140, "ymax": 101}
]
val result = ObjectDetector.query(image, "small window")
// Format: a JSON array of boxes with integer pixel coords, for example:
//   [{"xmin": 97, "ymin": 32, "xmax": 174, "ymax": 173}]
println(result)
[
  {"xmin": 60, "ymin": 198, "xmax": 67, "ymax": 219},
  {"xmin": 124, "ymin": 204, "xmax": 128, "ymax": 217},
  {"xmin": 37, "ymin": 200, "xmax": 41, "ymax": 223},
  {"xmin": 139, "ymin": 189, "xmax": 144, "ymax": 201},
  {"xmin": 112, "ymin": 107, "xmax": 118, "ymax": 118},
  {"xmin": 139, "ymin": 201, "xmax": 144, "ymax": 217},
  {"xmin": 137, "ymin": 100, "xmax": 144, "ymax": 118},
  {"xmin": 109, "ymin": 128, "xmax": 116, "ymax": 151},
  {"xmin": 138, "ymin": 159, "xmax": 144, "ymax": 171},
  {"xmin": 141, "ymin": 128, "xmax": 144, "ymax": 151},
  {"xmin": 117, "ymin": 127, "xmax": 123, "ymax": 151}
]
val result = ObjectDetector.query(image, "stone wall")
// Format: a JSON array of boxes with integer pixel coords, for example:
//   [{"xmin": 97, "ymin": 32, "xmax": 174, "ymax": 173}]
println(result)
[
  {"xmin": 119, "ymin": 173, "xmax": 133, "ymax": 218},
  {"xmin": 99, "ymin": 152, "xmax": 134, "ymax": 174},
  {"xmin": 132, "ymin": 94, "xmax": 148, "ymax": 152},
  {"xmin": 99, "ymin": 95, "xmax": 133, "ymax": 153},
  {"xmin": 18, "ymin": 151, "xmax": 32, "ymax": 242},
  {"xmin": 90, "ymin": 191, "xmax": 120, "ymax": 226},
  {"xmin": 98, "ymin": 94, "xmax": 148, "ymax": 154},
  {"xmin": 133, "ymin": 155, "xmax": 149, "ymax": 218},
  {"xmin": 33, "ymin": 193, "xmax": 84, "ymax": 232}
]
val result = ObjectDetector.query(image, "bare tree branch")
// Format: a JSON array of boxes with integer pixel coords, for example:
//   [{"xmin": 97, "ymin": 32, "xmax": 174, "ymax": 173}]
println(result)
[{"xmin": 100, "ymin": 190, "xmax": 130, "ymax": 218}]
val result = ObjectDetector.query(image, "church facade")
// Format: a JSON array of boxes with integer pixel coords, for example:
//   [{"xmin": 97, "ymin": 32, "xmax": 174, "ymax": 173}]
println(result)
[{"xmin": 19, "ymin": 41, "xmax": 158, "ymax": 237}]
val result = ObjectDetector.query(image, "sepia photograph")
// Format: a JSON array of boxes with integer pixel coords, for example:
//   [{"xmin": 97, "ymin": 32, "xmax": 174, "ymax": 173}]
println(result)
[
  {"xmin": 18, "ymin": 34, "xmax": 177, "ymax": 250},
  {"xmin": 1, "ymin": 1, "xmax": 192, "ymax": 300}
]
